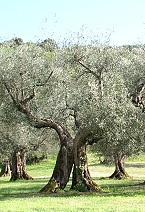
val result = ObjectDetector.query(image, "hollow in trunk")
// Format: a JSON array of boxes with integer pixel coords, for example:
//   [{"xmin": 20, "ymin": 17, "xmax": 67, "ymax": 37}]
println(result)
[{"xmin": 10, "ymin": 147, "xmax": 33, "ymax": 181}]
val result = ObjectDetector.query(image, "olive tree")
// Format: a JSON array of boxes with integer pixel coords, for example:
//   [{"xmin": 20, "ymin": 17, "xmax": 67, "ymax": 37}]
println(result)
[
  {"xmin": 1, "ymin": 35, "xmax": 145, "ymax": 192},
  {"xmin": 0, "ymin": 41, "xmax": 76, "ymax": 192},
  {"xmin": 61, "ymin": 43, "xmax": 145, "ymax": 179}
]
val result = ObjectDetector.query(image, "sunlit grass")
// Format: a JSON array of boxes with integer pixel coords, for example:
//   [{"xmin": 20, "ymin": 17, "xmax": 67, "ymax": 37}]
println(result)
[
  {"xmin": 127, "ymin": 153, "xmax": 145, "ymax": 162},
  {"xmin": 0, "ymin": 153, "xmax": 145, "ymax": 212},
  {"xmin": 26, "ymin": 155, "xmax": 57, "ymax": 177}
]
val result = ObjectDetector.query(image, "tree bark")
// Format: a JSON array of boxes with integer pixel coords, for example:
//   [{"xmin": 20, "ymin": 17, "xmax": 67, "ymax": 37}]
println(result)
[
  {"xmin": 10, "ymin": 147, "xmax": 33, "ymax": 181},
  {"xmin": 38, "ymin": 121, "xmax": 74, "ymax": 192},
  {"xmin": 109, "ymin": 153, "xmax": 129, "ymax": 179},
  {"xmin": 39, "ymin": 138, "xmax": 74, "ymax": 192},
  {"xmin": 71, "ymin": 128, "xmax": 101, "ymax": 192},
  {"xmin": 0, "ymin": 160, "xmax": 11, "ymax": 177}
]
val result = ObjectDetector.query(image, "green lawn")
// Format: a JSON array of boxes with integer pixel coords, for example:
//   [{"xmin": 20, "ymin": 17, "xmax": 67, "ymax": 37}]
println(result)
[{"xmin": 0, "ymin": 154, "xmax": 145, "ymax": 212}]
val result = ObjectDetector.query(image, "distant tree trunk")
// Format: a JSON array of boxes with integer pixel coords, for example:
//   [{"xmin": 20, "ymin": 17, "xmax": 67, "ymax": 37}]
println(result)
[
  {"xmin": 109, "ymin": 153, "xmax": 129, "ymax": 179},
  {"xmin": 10, "ymin": 147, "xmax": 33, "ymax": 181},
  {"xmin": 71, "ymin": 128, "xmax": 101, "ymax": 192},
  {"xmin": 0, "ymin": 160, "xmax": 11, "ymax": 177}
]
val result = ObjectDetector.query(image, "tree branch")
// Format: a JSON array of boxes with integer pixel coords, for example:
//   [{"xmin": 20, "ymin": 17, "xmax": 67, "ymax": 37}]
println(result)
[
  {"xmin": 130, "ymin": 82, "xmax": 145, "ymax": 112},
  {"xmin": 3, "ymin": 80, "xmax": 17, "ymax": 104},
  {"xmin": 77, "ymin": 60, "xmax": 99, "ymax": 79},
  {"xmin": 3, "ymin": 78, "xmax": 72, "ymax": 145},
  {"xmin": 20, "ymin": 87, "xmax": 36, "ymax": 105},
  {"xmin": 36, "ymin": 70, "xmax": 54, "ymax": 87},
  {"xmin": 30, "ymin": 137, "xmax": 47, "ymax": 151}
]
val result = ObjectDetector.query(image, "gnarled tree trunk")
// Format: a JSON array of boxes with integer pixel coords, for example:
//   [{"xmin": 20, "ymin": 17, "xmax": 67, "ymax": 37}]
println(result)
[
  {"xmin": 109, "ymin": 153, "xmax": 129, "ymax": 179},
  {"xmin": 40, "ymin": 140, "xmax": 74, "ymax": 192},
  {"xmin": 71, "ymin": 128, "xmax": 101, "ymax": 192},
  {"xmin": 10, "ymin": 147, "xmax": 33, "ymax": 181},
  {"xmin": 3, "ymin": 81, "xmax": 101, "ymax": 192},
  {"xmin": 37, "ymin": 121, "xmax": 74, "ymax": 192},
  {"xmin": 0, "ymin": 160, "xmax": 11, "ymax": 177}
]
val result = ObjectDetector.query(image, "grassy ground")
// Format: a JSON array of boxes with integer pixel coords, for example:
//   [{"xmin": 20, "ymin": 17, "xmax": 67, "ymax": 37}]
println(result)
[{"xmin": 0, "ymin": 154, "xmax": 145, "ymax": 212}]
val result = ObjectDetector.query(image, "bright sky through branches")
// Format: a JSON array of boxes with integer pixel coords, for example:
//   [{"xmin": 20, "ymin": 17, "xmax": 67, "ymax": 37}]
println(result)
[{"xmin": 0, "ymin": 0, "xmax": 145, "ymax": 45}]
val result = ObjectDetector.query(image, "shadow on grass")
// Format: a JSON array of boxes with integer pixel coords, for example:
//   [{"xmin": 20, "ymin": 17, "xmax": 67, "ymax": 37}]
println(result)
[
  {"xmin": 0, "ymin": 178, "xmax": 48, "ymax": 199},
  {"xmin": 99, "ymin": 179, "xmax": 145, "ymax": 197},
  {"xmin": 125, "ymin": 162, "xmax": 145, "ymax": 168},
  {"xmin": 0, "ymin": 177, "xmax": 48, "ymax": 184},
  {"xmin": 1, "ymin": 177, "xmax": 145, "ymax": 201},
  {"xmin": 89, "ymin": 162, "xmax": 145, "ymax": 168}
]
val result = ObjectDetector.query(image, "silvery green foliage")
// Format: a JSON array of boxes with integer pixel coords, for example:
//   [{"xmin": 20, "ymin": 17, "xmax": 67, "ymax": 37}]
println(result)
[
  {"xmin": 61, "ymin": 43, "xmax": 145, "ymax": 157},
  {"xmin": 0, "ymin": 41, "xmax": 61, "ymax": 160},
  {"xmin": 0, "ymin": 36, "xmax": 145, "ymax": 161}
]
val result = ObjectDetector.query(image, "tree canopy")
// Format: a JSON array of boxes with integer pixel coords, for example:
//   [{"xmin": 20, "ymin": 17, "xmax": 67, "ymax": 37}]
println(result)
[{"xmin": 0, "ymin": 35, "xmax": 145, "ymax": 191}]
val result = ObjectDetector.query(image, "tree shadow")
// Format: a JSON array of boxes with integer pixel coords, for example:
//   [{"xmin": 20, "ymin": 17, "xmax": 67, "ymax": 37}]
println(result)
[
  {"xmin": 89, "ymin": 162, "xmax": 145, "ymax": 168},
  {"xmin": 1, "ymin": 178, "xmax": 145, "ymax": 200},
  {"xmin": 125, "ymin": 162, "xmax": 145, "ymax": 168}
]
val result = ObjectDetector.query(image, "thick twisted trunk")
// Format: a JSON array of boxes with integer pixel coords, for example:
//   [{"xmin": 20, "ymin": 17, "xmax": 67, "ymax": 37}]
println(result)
[
  {"xmin": 10, "ymin": 147, "xmax": 33, "ymax": 181},
  {"xmin": 109, "ymin": 153, "xmax": 129, "ymax": 179},
  {"xmin": 37, "ymin": 120, "xmax": 74, "ymax": 192},
  {"xmin": 71, "ymin": 128, "xmax": 101, "ymax": 192},
  {"xmin": 40, "ymin": 129, "xmax": 74, "ymax": 192}
]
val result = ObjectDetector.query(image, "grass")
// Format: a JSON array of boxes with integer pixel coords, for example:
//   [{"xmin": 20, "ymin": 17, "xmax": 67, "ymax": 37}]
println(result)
[{"xmin": 0, "ymin": 154, "xmax": 145, "ymax": 212}]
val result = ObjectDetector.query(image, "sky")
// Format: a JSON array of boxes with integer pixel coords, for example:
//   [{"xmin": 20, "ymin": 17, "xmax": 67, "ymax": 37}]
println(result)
[{"xmin": 0, "ymin": 0, "xmax": 145, "ymax": 45}]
